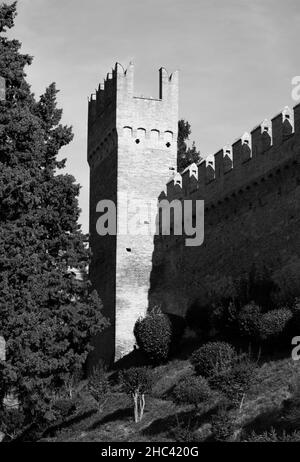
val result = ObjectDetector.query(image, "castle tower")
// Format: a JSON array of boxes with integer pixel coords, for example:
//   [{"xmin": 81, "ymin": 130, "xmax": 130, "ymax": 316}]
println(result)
[{"xmin": 87, "ymin": 63, "xmax": 178, "ymax": 365}]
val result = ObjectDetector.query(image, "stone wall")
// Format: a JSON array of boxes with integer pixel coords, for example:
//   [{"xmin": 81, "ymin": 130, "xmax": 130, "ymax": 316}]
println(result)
[{"xmin": 149, "ymin": 104, "xmax": 300, "ymax": 317}]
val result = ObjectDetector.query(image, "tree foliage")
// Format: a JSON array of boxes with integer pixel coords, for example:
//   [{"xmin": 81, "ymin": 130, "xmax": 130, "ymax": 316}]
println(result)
[
  {"xmin": 190, "ymin": 341, "xmax": 237, "ymax": 377},
  {"xmin": 177, "ymin": 119, "xmax": 201, "ymax": 172},
  {"xmin": 0, "ymin": 2, "xmax": 108, "ymax": 424},
  {"xmin": 173, "ymin": 375, "xmax": 211, "ymax": 408},
  {"xmin": 134, "ymin": 308, "xmax": 172, "ymax": 364},
  {"xmin": 119, "ymin": 367, "xmax": 153, "ymax": 423}
]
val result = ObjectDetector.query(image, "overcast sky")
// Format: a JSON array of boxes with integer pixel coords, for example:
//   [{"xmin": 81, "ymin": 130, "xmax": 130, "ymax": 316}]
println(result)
[{"xmin": 7, "ymin": 0, "xmax": 300, "ymax": 231}]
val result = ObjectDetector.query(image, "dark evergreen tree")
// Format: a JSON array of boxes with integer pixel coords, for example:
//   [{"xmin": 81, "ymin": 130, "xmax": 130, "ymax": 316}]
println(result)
[
  {"xmin": 177, "ymin": 119, "xmax": 201, "ymax": 172},
  {"xmin": 0, "ymin": 2, "xmax": 108, "ymax": 423}
]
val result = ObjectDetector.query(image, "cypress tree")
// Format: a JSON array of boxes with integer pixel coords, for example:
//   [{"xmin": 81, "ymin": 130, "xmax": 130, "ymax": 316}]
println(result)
[{"xmin": 0, "ymin": 2, "xmax": 108, "ymax": 422}]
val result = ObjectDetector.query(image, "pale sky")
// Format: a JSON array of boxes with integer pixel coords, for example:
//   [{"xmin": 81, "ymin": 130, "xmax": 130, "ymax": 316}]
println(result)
[{"xmin": 7, "ymin": 0, "xmax": 300, "ymax": 231}]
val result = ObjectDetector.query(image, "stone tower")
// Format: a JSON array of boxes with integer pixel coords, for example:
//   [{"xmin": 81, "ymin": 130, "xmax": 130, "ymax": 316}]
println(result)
[{"xmin": 87, "ymin": 62, "xmax": 178, "ymax": 365}]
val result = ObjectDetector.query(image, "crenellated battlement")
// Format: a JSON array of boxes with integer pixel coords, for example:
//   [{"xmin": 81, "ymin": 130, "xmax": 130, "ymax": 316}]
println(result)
[
  {"xmin": 87, "ymin": 62, "xmax": 178, "ymax": 168},
  {"xmin": 165, "ymin": 103, "xmax": 300, "ymax": 207},
  {"xmin": 88, "ymin": 62, "xmax": 178, "ymax": 123}
]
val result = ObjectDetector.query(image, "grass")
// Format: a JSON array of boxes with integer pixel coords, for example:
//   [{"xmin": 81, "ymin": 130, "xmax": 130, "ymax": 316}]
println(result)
[{"xmin": 39, "ymin": 347, "xmax": 300, "ymax": 442}]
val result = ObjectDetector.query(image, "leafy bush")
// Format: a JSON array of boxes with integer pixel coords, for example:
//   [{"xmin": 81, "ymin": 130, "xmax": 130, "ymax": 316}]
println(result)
[
  {"xmin": 88, "ymin": 363, "xmax": 110, "ymax": 412},
  {"xmin": 173, "ymin": 375, "xmax": 211, "ymax": 408},
  {"xmin": 237, "ymin": 302, "xmax": 261, "ymax": 340},
  {"xmin": 190, "ymin": 341, "xmax": 237, "ymax": 377},
  {"xmin": 244, "ymin": 429, "xmax": 300, "ymax": 442},
  {"xmin": 134, "ymin": 308, "xmax": 172, "ymax": 363},
  {"xmin": 52, "ymin": 397, "xmax": 77, "ymax": 419},
  {"xmin": 209, "ymin": 355, "xmax": 256, "ymax": 407},
  {"xmin": 211, "ymin": 407, "xmax": 237, "ymax": 441},
  {"xmin": 120, "ymin": 367, "xmax": 153, "ymax": 396},
  {"xmin": 119, "ymin": 367, "xmax": 153, "ymax": 423},
  {"xmin": 258, "ymin": 308, "xmax": 293, "ymax": 344},
  {"xmin": 0, "ymin": 408, "xmax": 25, "ymax": 440}
]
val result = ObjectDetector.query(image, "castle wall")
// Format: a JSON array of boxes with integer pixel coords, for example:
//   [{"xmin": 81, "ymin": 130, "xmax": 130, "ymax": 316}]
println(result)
[
  {"xmin": 88, "ymin": 61, "xmax": 300, "ymax": 365},
  {"xmin": 149, "ymin": 104, "xmax": 300, "ymax": 317}
]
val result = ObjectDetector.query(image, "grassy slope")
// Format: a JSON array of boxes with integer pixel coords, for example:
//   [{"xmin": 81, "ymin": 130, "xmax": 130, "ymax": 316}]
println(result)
[{"xmin": 41, "ymin": 354, "xmax": 300, "ymax": 442}]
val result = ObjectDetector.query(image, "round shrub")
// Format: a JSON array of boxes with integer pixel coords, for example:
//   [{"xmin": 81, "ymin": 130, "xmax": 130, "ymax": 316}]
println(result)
[
  {"xmin": 134, "ymin": 308, "xmax": 172, "ymax": 363},
  {"xmin": 258, "ymin": 308, "xmax": 293, "ymax": 344},
  {"xmin": 237, "ymin": 302, "xmax": 261, "ymax": 340},
  {"xmin": 190, "ymin": 341, "xmax": 237, "ymax": 377},
  {"xmin": 173, "ymin": 375, "xmax": 211, "ymax": 408},
  {"xmin": 209, "ymin": 356, "xmax": 256, "ymax": 406}
]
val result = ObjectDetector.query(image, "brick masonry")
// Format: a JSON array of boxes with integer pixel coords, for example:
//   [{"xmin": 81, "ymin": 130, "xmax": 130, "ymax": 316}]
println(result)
[
  {"xmin": 88, "ymin": 62, "xmax": 300, "ymax": 365},
  {"xmin": 149, "ymin": 104, "xmax": 300, "ymax": 317},
  {"xmin": 88, "ymin": 63, "xmax": 178, "ymax": 365}
]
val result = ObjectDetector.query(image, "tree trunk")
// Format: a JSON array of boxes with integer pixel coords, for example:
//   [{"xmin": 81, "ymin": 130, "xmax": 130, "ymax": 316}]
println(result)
[
  {"xmin": 139, "ymin": 394, "xmax": 145, "ymax": 422},
  {"xmin": 133, "ymin": 392, "xmax": 139, "ymax": 423}
]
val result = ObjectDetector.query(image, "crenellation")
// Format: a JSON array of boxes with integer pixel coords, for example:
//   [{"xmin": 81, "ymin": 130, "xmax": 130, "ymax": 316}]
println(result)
[
  {"xmin": 182, "ymin": 163, "xmax": 198, "ymax": 194},
  {"xmin": 205, "ymin": 155, "xmax": 215, "ymax": 183},
  {"xmin": 214, "ymin": 149, "xmax": 224, "ymax": 179},
  {"xmin": 232, "ymin": 138, "xmax": 242, "ymax": 168},
  {"xmin": 224, "ymin": 151, "xmax": 233, "ymax": 173},
  {"xmin": 197, "ymin": 161, "xmax": 206, "ymax": 189},
  {"xmin": 261, "ymin": 126, "xmax": 272, "ymax": 152},
  {"xmin": 163, "ymin": 103, "xmax": 300, "ymax": 210},
  {"xmin": 294, "ymin": 103, "xmax": 300, "ymax": 133}
]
